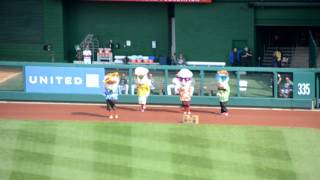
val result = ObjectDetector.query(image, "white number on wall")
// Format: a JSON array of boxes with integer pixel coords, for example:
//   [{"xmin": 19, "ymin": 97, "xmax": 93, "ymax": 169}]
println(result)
[{"xmin": 297, "ymin": 83, "xmax": 310, "ymax": 96}]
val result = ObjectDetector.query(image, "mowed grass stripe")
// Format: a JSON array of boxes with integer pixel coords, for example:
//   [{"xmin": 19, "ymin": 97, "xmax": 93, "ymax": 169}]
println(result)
[
  {"xmin": 0, "ymin": 121, "xmax": 296, "ymax": 176},
  {"xmin": 246, "ymin": 128, "xmax": 297, "ymax": 180},
  {"xmin": 0, "ymin": 133, "xmax": 19, "ymax": 180},
  {"xmin": 283, "ymin": 129, "xmax": 320, "ymax": 180},
  {"xmin": 1, "ymin": 120, "xmax": 320, "ymax": 180},
  {"xmin": 130, "ymin": 122, "xmax": 175, "ymax": 180},
  {"xmin": 2, "ymin": 122, "xmax": 273, "ymax": 159},
  {"xmin": 0, "ymin": 138, "xmax": 256, "ymax": 179},
  {"xmin": 92, "ymin": 123, "xmax": 133, "ymax": 180},
  {"xmin": 1, "ymin": 121, "xmax": 257, "ymax": 179},
  {"xmin": 169, "ymin": 126, "xmax": 215, "ymax": 179},
  {"xmin": 3, "ymin": 122, "xmax": 57, "ymax": 180},
  {"xmin": 15, "ymin": 122, "xmax": 261, "ymax": 163},
  {"xmin": 1, "ymin": 122, "xmax": 221, "ymax": 163},
  {"xmin": 0, "ymin": 134, "xmax": 304, "ymax": 180},
  {"xmin": 1, "ymin": 169, "xmax": 62, "ymax": 180},
  {"xmin": 3, "ymin": 147, "xmax": 215, "ymax": 180},
  {"xmin": 0, "ymin": 122, "xmax": 196, "ymax": 179},
  {"xmin": 0, "ymin": 124, "xmax": 134, "ymax": 179}
]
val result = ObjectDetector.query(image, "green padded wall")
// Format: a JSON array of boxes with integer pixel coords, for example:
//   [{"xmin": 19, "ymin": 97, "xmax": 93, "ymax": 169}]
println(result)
[
  {"xmin": 175, "ymin": 2, "xmax": 254, "ymax": 64},
  {"xmin": 0, "ymin": 0, "xmax": 43, "ymax": 43},
  {"xmin": 1, "ymin": 0, "xmax": 319, "ymax": 64},
  {"xmin": 255, "ymin": 7, "xmax": 320, "ymax": 26},
  {"xmin": 0, "ymin": 0, "xmax": 65, "ymax": 62},
  {"xmin": 64, "ymin": 2, "xmax": 169, "ymax": 60}
]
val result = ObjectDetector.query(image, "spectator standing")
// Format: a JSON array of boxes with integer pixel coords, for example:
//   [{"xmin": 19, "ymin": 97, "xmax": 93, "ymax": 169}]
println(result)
[
  {"xmin": 83, "ymin": 45, "xmax": 92, "ymax": 64},
  {"xmin": 272, "ymin": 48, "xmax": 282, "ymax": 67},
  {"xmin": 118, "ymin": 73, "xmax": 129, "ymax": 95},
  {"xmin": 241, "ymin": 47, "xmax": 253, "ymax": 67},
  {"xmin": 108, "ymin": 40, "xmax": 114, "ymax": 50},
  {"xmin": 170, "ymin": 53, "xmax": 177, "ymax": 65},
  {"xmin": 229, "ymin": 48, "xmax": 241, "ymax": 66},
  {"xmin": 149, "ymin": 73, "xmax": 156, "ymax": 94},
  {"xmin": 176, "ymin": 53, "xmax": 186, "ymax": 65},
  {"xmin": 271, "ymin": 73, "xmax": 282, "ymax": 97}
]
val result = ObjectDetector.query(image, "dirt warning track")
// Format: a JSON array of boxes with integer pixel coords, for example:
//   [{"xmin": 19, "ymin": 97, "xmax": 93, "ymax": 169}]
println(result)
[{"xmin": 0, "ymin": 102, "xmax": 319, "ymax": 129}]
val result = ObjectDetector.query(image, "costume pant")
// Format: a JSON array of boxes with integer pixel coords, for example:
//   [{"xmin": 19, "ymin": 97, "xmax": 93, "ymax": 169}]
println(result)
[
  {"xmin": 182, "ymin": 101, "xmax": 190, "ymax": 112},
  {"xmin": 219, "ymin": 101, "xmax": 228, "ymax": 113},
  {"xmin": 106, "ymin": 99, "xmax": 116, "ymax": 111},
  {"xmin": 138, "ymin": 95, "xmax": 148, "ymax": 105}
]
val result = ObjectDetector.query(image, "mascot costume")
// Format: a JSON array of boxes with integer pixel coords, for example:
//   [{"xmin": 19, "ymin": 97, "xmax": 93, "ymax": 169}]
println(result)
[
  {"xmin": 104, "ymin": 72, "xmax": 120, "ymax": 119},
  {"xmin": 134, "ymin": 67, "xmax": 151, "ymax": 112},
  {"xmin": 176, "ymin": 68, "xmax": 194, "ymax": 115},
  {"xmin": 216, "ymin": 70, "xmax": 231, "ymax": 116}
]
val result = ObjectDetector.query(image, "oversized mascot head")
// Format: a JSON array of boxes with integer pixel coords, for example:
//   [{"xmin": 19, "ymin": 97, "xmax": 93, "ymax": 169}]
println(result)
[
  {"xmin": 176, "ymin": 68, "xmax": 193, "ymax": 89},
  {"xmin": 216, "ymin": 70, "xmax": 229, "ymax": 90},
  {"xmin": 104, "ymin": 72, "xmax": 120, "ymax": 90},
  {"xmin": 134, "ymin": 67, "xmax": 149, "ymax": 85}
]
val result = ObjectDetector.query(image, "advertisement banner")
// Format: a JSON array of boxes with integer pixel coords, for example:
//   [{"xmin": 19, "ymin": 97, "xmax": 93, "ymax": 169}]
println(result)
[{"xmin": 25, "ymin": 66, "xmax": 105, "ymax": 94}]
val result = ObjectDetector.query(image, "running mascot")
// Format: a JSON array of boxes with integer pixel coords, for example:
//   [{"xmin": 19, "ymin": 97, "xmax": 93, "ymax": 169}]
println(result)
[
  {"xmin": 176, "ymin": 68, "xmax": 194, "ymax": 115},
  {"xmin": 103, "ymin": 72, "xmax": 120, "ymax": 119},
  {"xmin": 134, "ymin": 67, "xmax": 151, "ymax": 112}
]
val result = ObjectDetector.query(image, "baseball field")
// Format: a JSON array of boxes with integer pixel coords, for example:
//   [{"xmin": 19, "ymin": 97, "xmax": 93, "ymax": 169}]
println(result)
[{"xmin": 0, "ymin": 102, "xmax": 320, "ymax": 180}]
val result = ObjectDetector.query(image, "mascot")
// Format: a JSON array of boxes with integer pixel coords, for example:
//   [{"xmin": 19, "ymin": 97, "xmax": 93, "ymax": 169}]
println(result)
[
  {"xmin": 103, "ymin": 72, "xmax": 120, "ymax": 119},
  {"xmin": 134, "ymin": 67, "xmax": 151, "ymax": 112},
  {"xmin": 216, "ymin": 70, "xmax": 230, "ymax": 116},
  {"xmin": 176, "ymin": 68, "xmax": 194, "ymax": 115}
]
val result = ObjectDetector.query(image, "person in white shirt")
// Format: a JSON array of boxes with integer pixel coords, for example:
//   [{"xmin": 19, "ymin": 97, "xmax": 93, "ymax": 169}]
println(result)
[
  {"xmin": 167, "ymin": 75, "xmax": 180, "ymax": 95},
  {"xmin": 83, "ymin": 45, "xmax": 92, "ymax": 64}
]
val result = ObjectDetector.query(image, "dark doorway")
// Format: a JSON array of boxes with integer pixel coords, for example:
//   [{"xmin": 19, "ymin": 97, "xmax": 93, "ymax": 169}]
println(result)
[
  {"xmin": 256, "ymin": 26, "xmax": 320, "ymax": 67},
  {"xmin": 256, "ymin": 26, "xmax": 320, "ymax": 48}
]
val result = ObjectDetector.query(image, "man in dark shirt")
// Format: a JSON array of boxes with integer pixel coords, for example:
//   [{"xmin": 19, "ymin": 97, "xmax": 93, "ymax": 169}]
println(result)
[{"xmin": 241, "ymin": 47, "xmax": 253, "ymax": 67}]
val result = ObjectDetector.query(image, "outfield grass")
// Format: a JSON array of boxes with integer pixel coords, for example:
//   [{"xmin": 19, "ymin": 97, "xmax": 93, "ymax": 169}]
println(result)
[{"xmin": 0, "ymin": 120, "xmax": 319, "ymax": 180}]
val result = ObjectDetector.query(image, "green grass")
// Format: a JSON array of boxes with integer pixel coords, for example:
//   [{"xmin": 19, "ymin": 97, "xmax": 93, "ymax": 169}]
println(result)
[{"xmin": 0, "ymin": 119, "xmax": 320, "ymax": 180}]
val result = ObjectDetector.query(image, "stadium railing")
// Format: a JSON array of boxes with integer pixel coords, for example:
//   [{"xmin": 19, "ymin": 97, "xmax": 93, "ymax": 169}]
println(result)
[{"xmin": 0, "ymin": 61, "xmax": 319, "ymax": 109}]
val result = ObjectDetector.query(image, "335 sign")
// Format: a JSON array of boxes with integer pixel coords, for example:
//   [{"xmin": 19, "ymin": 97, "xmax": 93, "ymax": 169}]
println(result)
[
  {"xmin": 297, "ymin": 83, "xmax": 310, "ymax": 96},
  {"xmin": 293, "ymin": 72, "xmax": 314, "ymax": 99}
]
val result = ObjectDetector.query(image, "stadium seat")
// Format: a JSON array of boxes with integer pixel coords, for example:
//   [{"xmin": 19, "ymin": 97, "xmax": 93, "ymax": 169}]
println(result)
[{"xmin": 239, "ymin": 80, "xmax": 248, "ymax": 94}]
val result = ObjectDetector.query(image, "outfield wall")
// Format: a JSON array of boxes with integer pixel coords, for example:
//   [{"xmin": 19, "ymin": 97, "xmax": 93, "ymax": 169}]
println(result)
[{"xmin": 0, "ymin": 61, "xmax": 319, "ymax": 109}]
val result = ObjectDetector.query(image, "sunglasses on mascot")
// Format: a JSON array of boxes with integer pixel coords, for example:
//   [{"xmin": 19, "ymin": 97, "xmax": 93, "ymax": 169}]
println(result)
[
  {"xmin": 106, "ymin": 80, "xmax": 117, "ymax": 84},
  {"xmin": 178, "ymin": 77, "xmax": 192, "ymax": 82}
]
